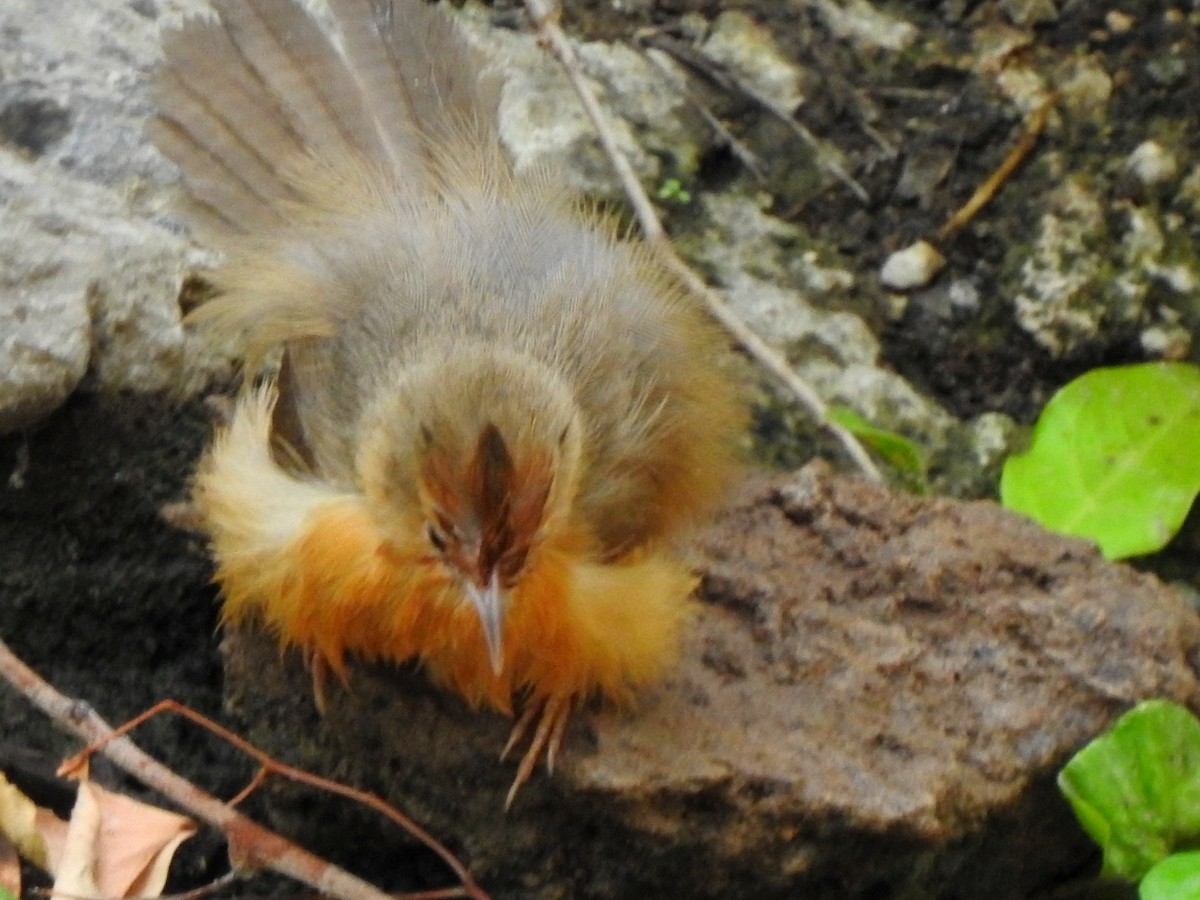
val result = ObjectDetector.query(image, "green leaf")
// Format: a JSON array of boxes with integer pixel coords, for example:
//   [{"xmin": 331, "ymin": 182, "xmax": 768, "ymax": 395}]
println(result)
[
  {"xmin": 1141, "ymin": 852, "xmax": 1200, "ymax": 900},
  {"xmin": 826, "ymin": 406, "xmax": 928, "ymax": 492},
  {"xmin": 655, "ymin": 178, "xmax": 691, "ymax": 204},
  {"xmin": 1000, "ymin": 362, "xmax": 1200, "ymax": 559},
  {"xmin": 1058, "ymin": 700, "xmax": 1200, "ymax": 881}
]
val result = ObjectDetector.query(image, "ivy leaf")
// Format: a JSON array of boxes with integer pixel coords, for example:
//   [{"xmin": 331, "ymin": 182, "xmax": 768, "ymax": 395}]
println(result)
[
  {"xmin": 1058, "ymin": 700, "xmax": 1200, "ymax": 881},
  {"xmin": 1141, "ymin": 851, "xmax": 1200, "ymax": 900},
  {"xmin": 826, "ymin": 406, "xmax": 927, "ymax": 493},
  {"xmin": 1000, "ymin": 362, "xmax": 1200, "ymax": 559}
]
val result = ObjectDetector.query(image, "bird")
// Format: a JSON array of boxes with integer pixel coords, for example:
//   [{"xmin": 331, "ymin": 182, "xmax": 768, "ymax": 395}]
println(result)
[{"xmin": 153, "ymin": 0, "xmax": 743, "ymax": 805}]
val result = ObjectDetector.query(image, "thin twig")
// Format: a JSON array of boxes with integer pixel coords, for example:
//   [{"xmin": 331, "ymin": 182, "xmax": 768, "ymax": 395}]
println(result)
[
  {"xmin": 637, "ymin": 30, "xmax": 870, "ymax": 202},
  {"xmin": 845, "ymin": 87, "xmax": 898, "ymax": 159},
  {"xmin": 33, "ymin": 870, "xmax": 241, "ymax": 900},
  {"xmin": 156, "ymin": 870, "xmax": 239, "ymax": 900},
  {"xmin": 59, "ymin": 700, "xmax": 487, "ymax": 900},
  {"xmin": 632, "ymin": 37, "xmax": 767, "ymax": 184},
  {"xmin": 936, "ymin": 97, "xmax": 1051, "ymax": 243},
  {"xmin": 225, "ymin": 766, "xmax": 269, "ymax": 808},
  {"xmin": 521, "ymin": 0, "xmax": 885, "ymax": 483},
  {"xmin": 526, "ymin": 0, "xmax": 664, "ymax": 241},
  {"xmin": 0, "ymin": 638, "xmax": 484, "ymax": 900}
]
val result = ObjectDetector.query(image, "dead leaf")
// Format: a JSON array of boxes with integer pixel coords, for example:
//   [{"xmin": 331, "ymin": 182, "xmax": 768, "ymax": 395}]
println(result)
[
  {"xmin": 35, "ymin": 805, "xmax": 70, "ymax": 881},
  {"xmin": 0, "ymin": 767, "xmax": 197, "ymax": 899},
  {"xmin": 43, "ymin": 781, "xmax": 197, "ymax": 899},
  {"xmin": 51, "ymin": 780, "xmax": 101, "ymax": 899},
  {"xmin": 0, "ymin": 772, "xmax": 47, "ymax": 868},
  {"xmin": 88, "ymin": 783, "xmax": 196, "ymax": 898}
]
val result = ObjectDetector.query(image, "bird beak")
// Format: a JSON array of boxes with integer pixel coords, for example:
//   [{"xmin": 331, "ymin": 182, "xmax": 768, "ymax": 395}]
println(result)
[{"xmin": 464, "ymin": 570, "xmax": 507, "ymax": 675}]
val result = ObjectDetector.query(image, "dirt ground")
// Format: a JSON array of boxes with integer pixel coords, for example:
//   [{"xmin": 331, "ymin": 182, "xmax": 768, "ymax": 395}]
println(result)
[{"xmin": 551, "ymin": 0, "xmax": 1199, "ymax": 421}]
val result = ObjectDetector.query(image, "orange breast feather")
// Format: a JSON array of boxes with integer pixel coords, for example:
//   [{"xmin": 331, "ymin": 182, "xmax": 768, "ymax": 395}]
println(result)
[{"xmin": 196, "ymin": 385, "xmax": 695, "ymax": 714}]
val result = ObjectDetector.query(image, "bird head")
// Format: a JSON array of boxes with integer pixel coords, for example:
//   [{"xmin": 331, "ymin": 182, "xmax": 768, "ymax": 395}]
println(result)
[{"xmin": 357, "ymin": 346, "xmax": 583, "ymax": 672}]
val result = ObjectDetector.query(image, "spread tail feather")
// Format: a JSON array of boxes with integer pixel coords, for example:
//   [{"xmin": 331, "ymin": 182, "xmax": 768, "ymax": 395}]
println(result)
[
  {"xmin": 154, "ymin": 0, "xmax": 503, "ymax": 236},
  {"xmin": 326, "ymin": 0, "xmax": 502, "ymax": 170}
]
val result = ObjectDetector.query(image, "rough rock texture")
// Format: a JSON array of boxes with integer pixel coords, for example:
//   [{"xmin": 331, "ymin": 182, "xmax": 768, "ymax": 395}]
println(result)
[
  {"xmin": 0, "ymin": 154, "xmax": 222, "ymax": 431},
  {"xmin": 489, "ymin": 21, "xmax": 701, "ymax": 200},
  {"xmin": 0, "ymin": 0, "xmax": 226, "ymax": 433},
  {"xmin": 1009, "ymin": 169, "xmax": 1194, "ymax": 359},
  {"xmin": 223, "ymin": 462, "xmax": 1200, "ymax": 899},
  {"xmin": 679, "ymin": 191, "xmax": 965, "ymax": 486}
]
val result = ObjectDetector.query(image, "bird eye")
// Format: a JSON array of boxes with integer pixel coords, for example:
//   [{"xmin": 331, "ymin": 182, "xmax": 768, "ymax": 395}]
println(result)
[{"xmin": 426, "ymin": 523, "xmax": 448, "ymax": 553}]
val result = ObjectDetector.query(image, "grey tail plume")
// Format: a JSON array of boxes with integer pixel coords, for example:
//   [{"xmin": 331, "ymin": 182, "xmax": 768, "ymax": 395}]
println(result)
[{"xmin": 150, "ymin": 0, "xmax": 503, "ymax": 236}]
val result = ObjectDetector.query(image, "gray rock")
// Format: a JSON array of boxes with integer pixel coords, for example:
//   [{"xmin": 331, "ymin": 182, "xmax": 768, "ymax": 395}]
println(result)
[
  {"xmin": 1056, "ymin": 55, "xmax": 1115, "ymax": 124},
  {"xmin": 0, "ymin": 154, "xmax": 92, "ymax": 431},
  {"xmin": 1000, "ymin": 0, "xmax": 1060, "ymax": 27},
  {"xmin": 808, "ymin": 0, "xmax": 919, "ymax": 53},
  {"xmin": 1009, "ymin": 167, "xmax": 1200, "ymax": 357},
  {"xmin": 489, "ymin": 22, "xmax": 704, "ymax": 199},
  {"xmin": 1126, "ymin": 139, "xmax": 1178, "ymax": 187},
  {"xmin": 880, "ymin": 240, "xmax": 947, "ymax": 291},
  {"xmin": 0, "ymin": 0, "xmax": 205, "ymax": 193},
  {"xmin": 0, "ymin": 147, "xmax": 222, "ymax": 432},
  {"xmin": 701, "ymin": 10, "xmax": 809, "ymax": 110},
  {"xmin": 683, "ymin": 192, "xmax": 973, "ymax": 487},
  {"xmin": 0, "ymin": 0, "xmax": 222, "ymax": 432}
]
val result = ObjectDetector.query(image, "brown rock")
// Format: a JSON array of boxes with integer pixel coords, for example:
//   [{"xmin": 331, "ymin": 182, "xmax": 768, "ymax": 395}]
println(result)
[{"xmin": 222, "ymin": 462, "xmax": 1200, "ymax": 898}]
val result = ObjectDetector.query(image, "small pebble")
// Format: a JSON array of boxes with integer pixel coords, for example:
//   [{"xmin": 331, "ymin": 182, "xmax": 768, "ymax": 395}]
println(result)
[
  {"xmin": 948, "ymin": 279, "xmax": 981, "ymax": 314},
  {"xmin": 880, "ymin": 240, "xmax": 946, "ymax": 291},
  {"xmin": 1104, "ymin": 10, "xmax": 1135, "ymax": 33},
  {"xmin": 1126, "ymin": 140, "xmax": 1178, "ymax": 187}
]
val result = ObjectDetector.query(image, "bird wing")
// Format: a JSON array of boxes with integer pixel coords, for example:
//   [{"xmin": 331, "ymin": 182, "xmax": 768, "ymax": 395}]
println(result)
[{"xmin": 195, "ymin": 382, "xmax": 388, "ymax": 673}]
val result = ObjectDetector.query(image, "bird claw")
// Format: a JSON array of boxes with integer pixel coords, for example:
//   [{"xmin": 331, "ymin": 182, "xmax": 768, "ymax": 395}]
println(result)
[
  {"xmin": 503, "ymin": 694, "xmax": 572, "ymax": 810},
  {"xmin": 500, "ymin": 700, "xmax": 540, "ymax": 762},
  {"xmin": 306, "ymin": 651, "xmax": 331, "ymax": 715}
]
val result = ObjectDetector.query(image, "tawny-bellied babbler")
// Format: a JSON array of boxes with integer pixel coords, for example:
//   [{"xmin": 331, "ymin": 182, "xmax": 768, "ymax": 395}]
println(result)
[{"xmin": 154, "ymin": 0, "xmax": 742, "ymax": 804}]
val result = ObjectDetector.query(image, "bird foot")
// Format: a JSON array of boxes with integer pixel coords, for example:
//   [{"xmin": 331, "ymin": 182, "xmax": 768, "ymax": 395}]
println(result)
[{"xmin": 501, "ymin": 694, "xmax": 572, "ymax": 809}]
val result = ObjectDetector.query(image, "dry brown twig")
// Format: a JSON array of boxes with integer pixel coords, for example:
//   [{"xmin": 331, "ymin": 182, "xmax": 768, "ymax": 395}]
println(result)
[
  {"xmin": 0, "ymin": 637, "xmax": 488, "ymax": 900},
  {"xmin": 32, "ymin": 871, "xmax": 240, "ymax": 900},
  {"xmin": 521, "ymin": 0, "xmax": 885, "ymax": 484},
  {"xmin": 936, "ymin": 97, "xmax": 1052, "ymax": 243},
  {"xmin": 59, "ymin": 700, "xmax": 485, "ymax": 898}
]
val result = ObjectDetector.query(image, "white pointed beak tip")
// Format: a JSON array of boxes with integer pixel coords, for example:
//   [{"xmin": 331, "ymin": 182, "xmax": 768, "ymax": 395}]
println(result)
[{"xmin": 464, "ymin": 575, "xmax": 507, "ymax": 675}]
